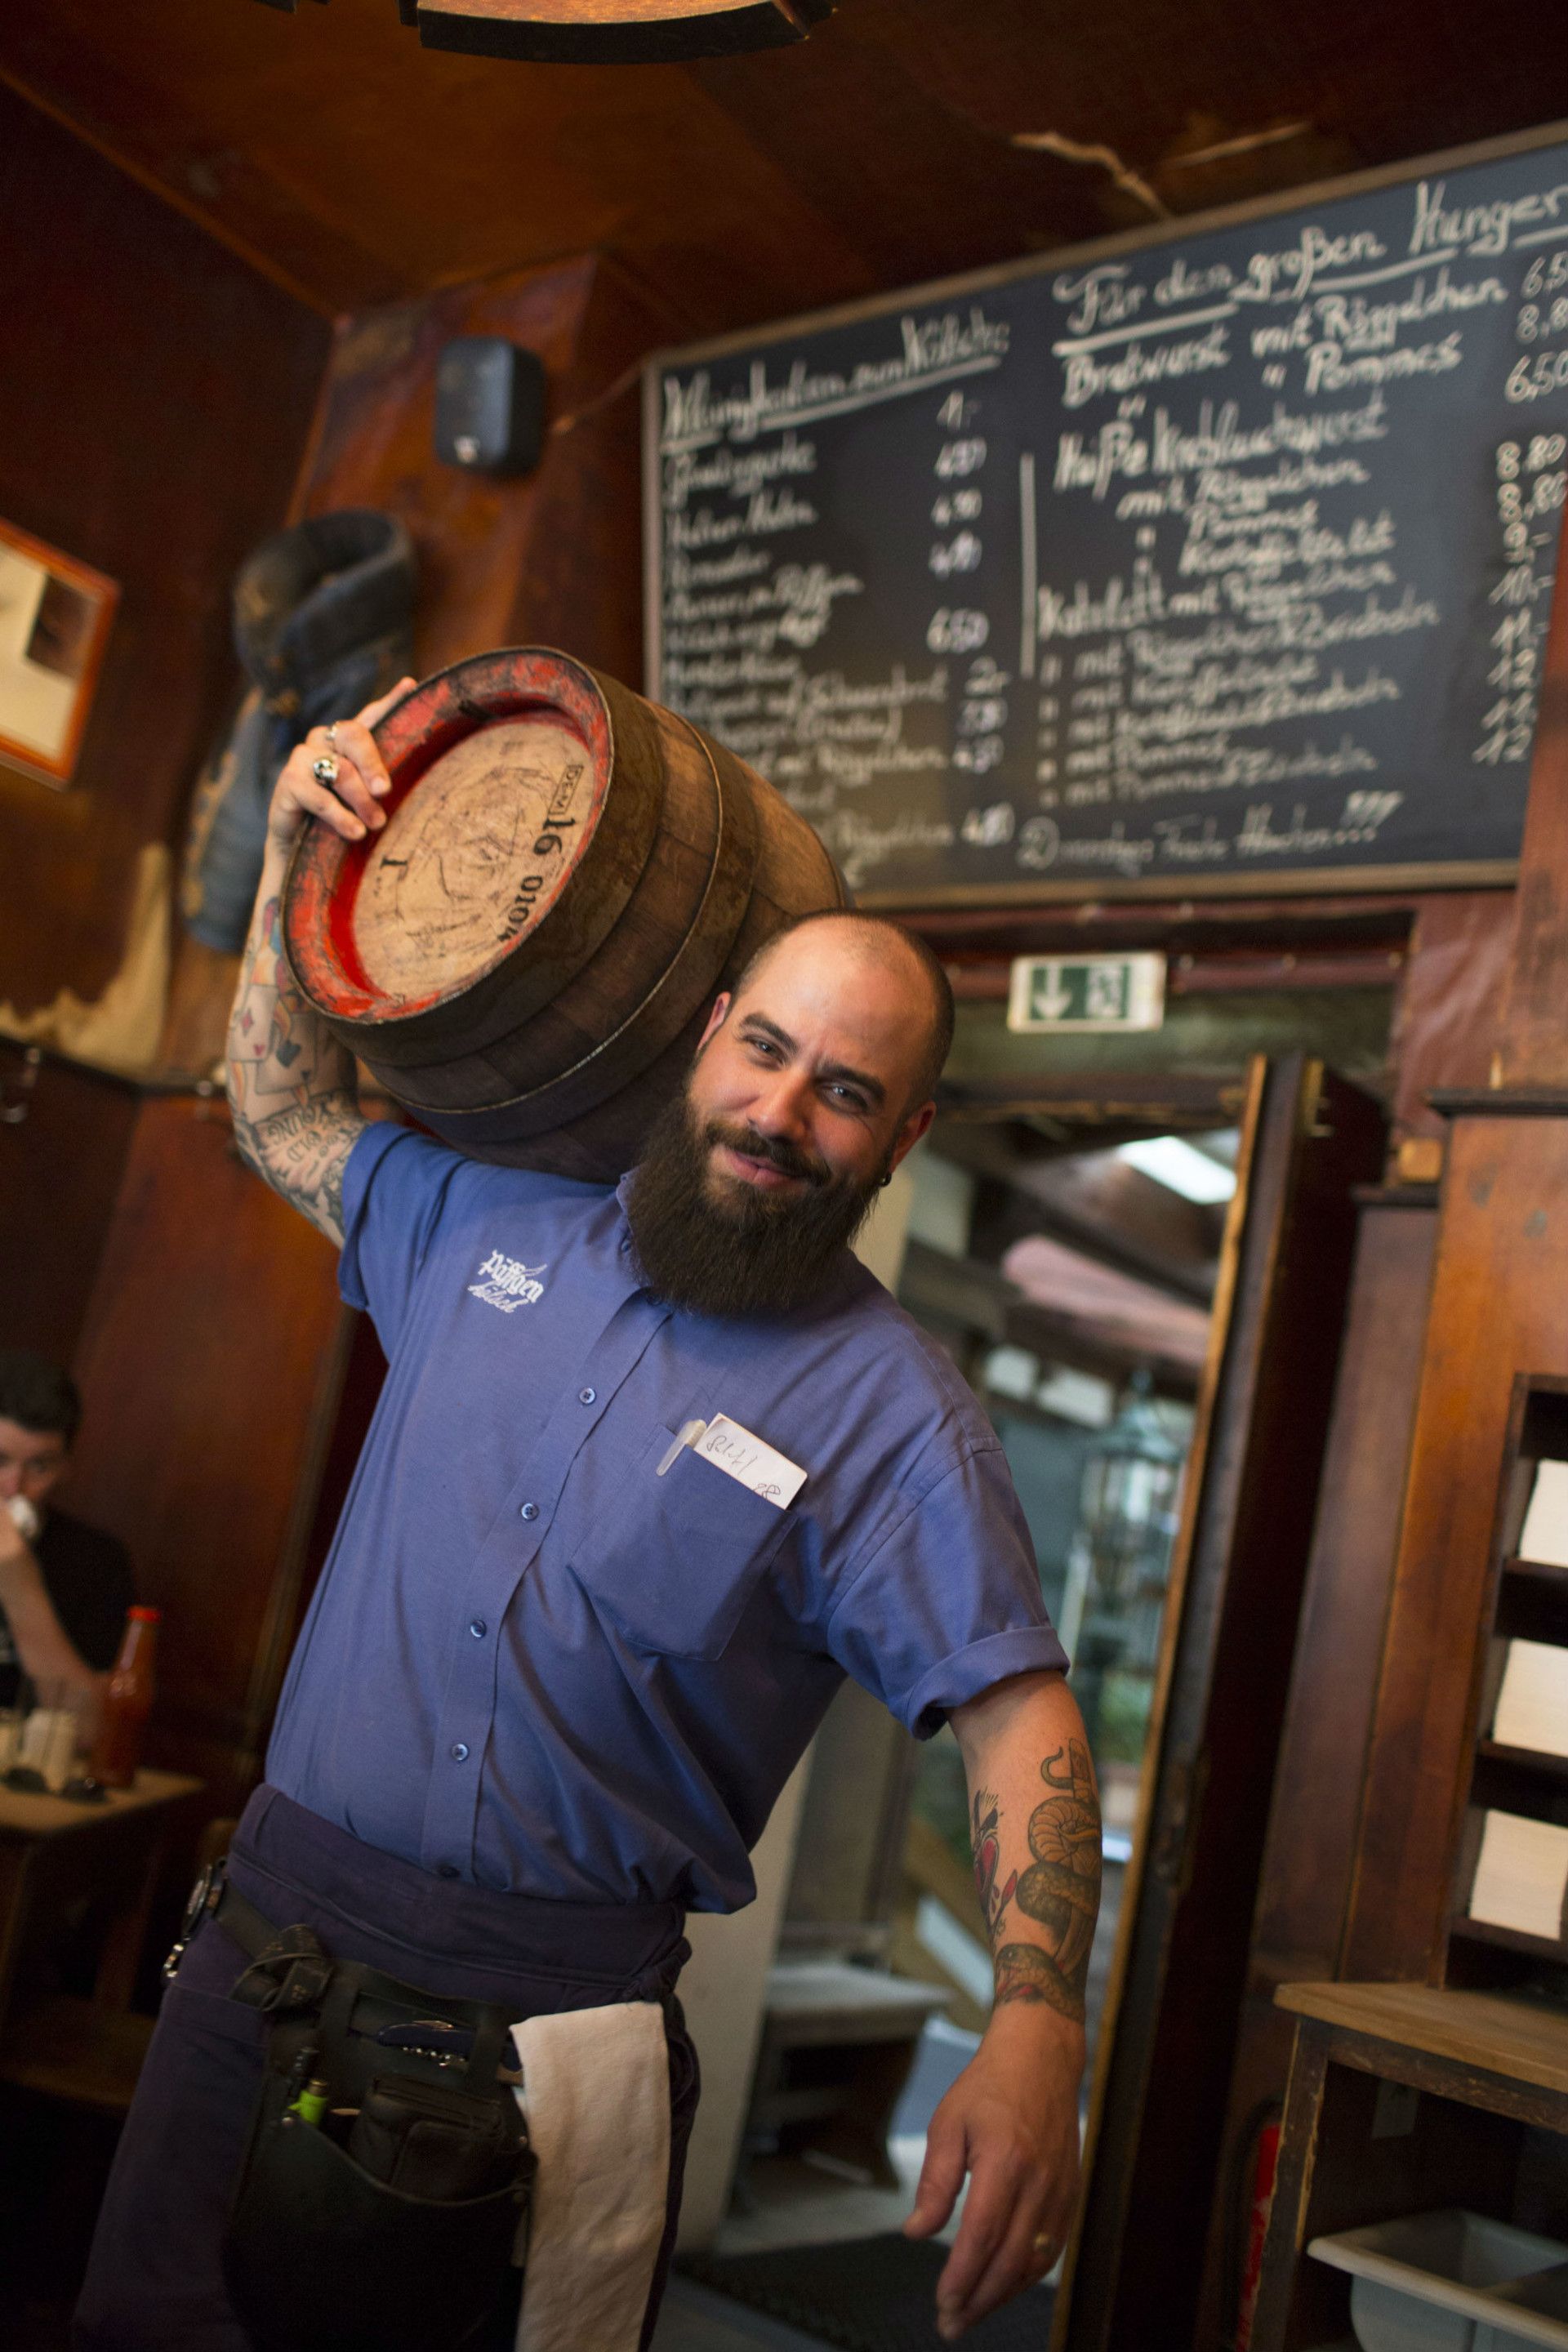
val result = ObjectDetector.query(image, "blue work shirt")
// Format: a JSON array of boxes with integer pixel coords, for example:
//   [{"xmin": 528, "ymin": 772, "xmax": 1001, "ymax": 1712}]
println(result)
[{"xmin": 266, "ymin": 1125, "xmax": 1068, "ymax": 1911}]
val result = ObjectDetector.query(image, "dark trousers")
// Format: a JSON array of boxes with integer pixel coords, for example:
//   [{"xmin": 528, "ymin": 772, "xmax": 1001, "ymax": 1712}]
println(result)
[{"xmin": 75, "ymin": 1787, "xmax": 697, "ymax": 2352}]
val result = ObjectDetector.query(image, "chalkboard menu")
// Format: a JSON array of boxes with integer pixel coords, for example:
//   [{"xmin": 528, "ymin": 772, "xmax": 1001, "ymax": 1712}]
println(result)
[{"xmin": 645, "ymin": 128, "xmax": 1568, "ymax": 902}]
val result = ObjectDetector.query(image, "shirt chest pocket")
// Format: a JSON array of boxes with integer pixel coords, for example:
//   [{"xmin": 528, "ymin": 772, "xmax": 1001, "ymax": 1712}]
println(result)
[{"xmin": 569, "ymin": 1429, "xmax": 795, "ymax": 1661}]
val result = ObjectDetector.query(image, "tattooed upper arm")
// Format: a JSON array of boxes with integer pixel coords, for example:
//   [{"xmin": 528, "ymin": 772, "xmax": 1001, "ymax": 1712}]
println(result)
[
  {"xmin": 232, "ymin": 1093, "xmax": 360, "ymax": 1246},
  {"xmin": 226, "ymin": 889, "xmax": 365, "ymax": 1245}
]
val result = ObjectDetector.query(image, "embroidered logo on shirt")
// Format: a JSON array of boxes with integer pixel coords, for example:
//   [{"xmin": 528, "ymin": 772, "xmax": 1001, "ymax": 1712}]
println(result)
[{"xmin": 467, "ymin": 1249, "xmax": 548, "ymax": 1312}]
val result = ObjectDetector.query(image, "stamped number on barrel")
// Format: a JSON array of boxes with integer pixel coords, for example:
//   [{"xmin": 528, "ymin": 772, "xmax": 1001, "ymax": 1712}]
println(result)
[{"xmin": 354, "ymin": 719, "xmax": 597, "ymax": 997}]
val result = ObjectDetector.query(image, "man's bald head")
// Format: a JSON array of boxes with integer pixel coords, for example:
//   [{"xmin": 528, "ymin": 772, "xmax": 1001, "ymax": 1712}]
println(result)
[{"xmin": 731, "ymin": 911, "xmax": 955, "ymax": 1110}]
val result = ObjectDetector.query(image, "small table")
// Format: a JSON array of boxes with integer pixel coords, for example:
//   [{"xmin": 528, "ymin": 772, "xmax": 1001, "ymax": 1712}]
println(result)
[
  {"xmin": 1250, "ymin": 1980, "xmax": 1568, "ymax": 2352},
  {"xmin": 0, "ymin": 1768, "xmax": 204, "ymax": 2031}
]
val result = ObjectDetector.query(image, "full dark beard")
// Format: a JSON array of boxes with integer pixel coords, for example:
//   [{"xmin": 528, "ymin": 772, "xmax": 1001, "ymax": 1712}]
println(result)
[{"xmin": 626, "ymin": 1091, "xmax": 885, "ymax": 1318}]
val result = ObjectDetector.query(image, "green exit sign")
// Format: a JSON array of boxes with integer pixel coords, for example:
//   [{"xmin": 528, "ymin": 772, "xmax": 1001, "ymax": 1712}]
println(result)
[{"xmin": 1006, "ymin": 953, "xmax": 1166, "ymax": 1034}]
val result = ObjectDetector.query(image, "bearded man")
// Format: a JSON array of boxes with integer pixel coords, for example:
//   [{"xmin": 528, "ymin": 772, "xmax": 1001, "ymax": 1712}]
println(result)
[{"xmin": 78, "ymin": 686, "xmax": 1098, "ymax": 2352}]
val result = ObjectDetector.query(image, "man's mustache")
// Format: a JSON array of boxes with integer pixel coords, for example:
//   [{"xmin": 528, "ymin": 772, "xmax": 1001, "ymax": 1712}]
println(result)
[{"xmin": 705, "ymin": 1119, "xmax": 832, "ymax": 1189}]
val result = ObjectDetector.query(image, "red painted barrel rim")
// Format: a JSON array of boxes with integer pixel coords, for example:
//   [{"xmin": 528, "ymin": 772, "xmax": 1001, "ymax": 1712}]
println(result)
[{"xmin": 283, "ymin": 648, "xmax": 612, "ymax": 1027}]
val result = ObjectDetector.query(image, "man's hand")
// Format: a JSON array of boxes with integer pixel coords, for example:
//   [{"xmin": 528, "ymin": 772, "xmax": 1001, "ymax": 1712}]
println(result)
[
  {"xmin": 0, "ymin": 1508, "xmax": 105, "ymax": 1720},
  {"xmin": 0, "ymin": 1499, "xmax": 32, "ymax": 1570},
  {"xmin": 904, "ymin": 2006, "xmax": 1083, "ymax": 2340},
  {"xmin": 265, "ymin": 682, "xmax": 410, "ymax": 853}
]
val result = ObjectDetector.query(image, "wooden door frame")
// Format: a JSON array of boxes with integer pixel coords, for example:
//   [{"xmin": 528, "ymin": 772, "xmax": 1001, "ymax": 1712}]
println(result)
[{"xmin": 1054, "ymin": 1052, "xmax": 1387, "ymax": 2352}]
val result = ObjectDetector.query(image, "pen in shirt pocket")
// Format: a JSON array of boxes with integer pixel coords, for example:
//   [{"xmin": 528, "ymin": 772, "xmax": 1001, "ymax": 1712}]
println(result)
[{"xmin": 657, "ymin": 1415, "xmax": 806, "ymax": 1508}]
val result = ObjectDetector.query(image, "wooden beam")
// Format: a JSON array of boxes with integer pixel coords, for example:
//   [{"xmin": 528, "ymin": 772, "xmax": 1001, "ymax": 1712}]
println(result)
[
  {"xmin": 906, "ymin": 899, "xmax": 1416, "ymax": 964},
  {"xmin": 937, "ymin": 1071, "xmax": 1248, "ymax": 1132},
  {"xmin": 898, "ymin": 1236, "xmax": 1205, "ymax": 1396},
  {"xmin": 947, "ymin": 947, "xmax": 1405, "ymax": 1001},
  {"xmin": 936, "ymin": 1125, "xmax": 1221, "ymax": 1304}
]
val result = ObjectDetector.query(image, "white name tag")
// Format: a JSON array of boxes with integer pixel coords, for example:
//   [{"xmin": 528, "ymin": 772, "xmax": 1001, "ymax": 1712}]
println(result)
[{"xmin": 656, "ymin": 1414, "xmax": 806, "ymax": 1508}]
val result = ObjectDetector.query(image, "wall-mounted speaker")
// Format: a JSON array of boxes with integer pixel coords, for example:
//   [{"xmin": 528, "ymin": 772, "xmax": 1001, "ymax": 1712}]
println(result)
[{"xmin": 434, "ymin": 338, "xmax": 546, "ymax": 475}]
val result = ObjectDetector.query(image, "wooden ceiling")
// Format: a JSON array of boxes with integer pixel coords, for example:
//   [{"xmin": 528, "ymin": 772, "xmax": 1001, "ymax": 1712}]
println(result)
[{"xmin": 3, "ymin": 0, "xmax": 1565, "ymax": 339}]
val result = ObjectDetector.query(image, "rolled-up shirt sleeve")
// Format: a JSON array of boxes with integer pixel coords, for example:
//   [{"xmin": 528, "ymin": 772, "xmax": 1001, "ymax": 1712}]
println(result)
[
  {"xmin": 338, "ymin": 1125, "xmax": 464, "ymax": 1354},
  {"xmin": 823, "ymin": 1446, "xmax": 1071, "ymax": 1737}
]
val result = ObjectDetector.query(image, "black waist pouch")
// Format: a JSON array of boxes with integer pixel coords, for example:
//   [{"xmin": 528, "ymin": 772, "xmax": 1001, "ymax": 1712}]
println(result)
[{"xmin": 220, "ymin": 1922, "xmax": 535, "ymax": 2352}]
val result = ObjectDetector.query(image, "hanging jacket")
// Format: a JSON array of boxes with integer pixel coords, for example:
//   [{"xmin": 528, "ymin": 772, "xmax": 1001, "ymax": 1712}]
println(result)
[{"xmin": 182, "ymin": 510, "xmax": 418, "ymax": 952}]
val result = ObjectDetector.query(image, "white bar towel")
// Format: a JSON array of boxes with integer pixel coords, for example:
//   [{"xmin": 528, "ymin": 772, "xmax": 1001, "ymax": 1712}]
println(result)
[{"xmin": 511, "ymin": 2001, "xmax": 670, "ymax": 2352}]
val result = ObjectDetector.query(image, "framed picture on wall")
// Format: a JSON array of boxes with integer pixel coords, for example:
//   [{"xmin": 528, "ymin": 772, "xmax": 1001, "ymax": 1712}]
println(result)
[{"xmin": 0, "ymin": 519, "xmax": 118, "ymax": 788}]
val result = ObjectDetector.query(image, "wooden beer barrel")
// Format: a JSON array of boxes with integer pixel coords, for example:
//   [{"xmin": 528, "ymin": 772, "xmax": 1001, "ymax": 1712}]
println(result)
[{"xmin": 282, "ymin": 648, "xmax": 848, "ymax": 1180}]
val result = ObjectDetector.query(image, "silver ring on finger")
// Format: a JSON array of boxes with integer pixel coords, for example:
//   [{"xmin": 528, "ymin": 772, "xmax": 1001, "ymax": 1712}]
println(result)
[{"xmin": 311, "ymin": 754, "xmax": 340, "ymax": 786}]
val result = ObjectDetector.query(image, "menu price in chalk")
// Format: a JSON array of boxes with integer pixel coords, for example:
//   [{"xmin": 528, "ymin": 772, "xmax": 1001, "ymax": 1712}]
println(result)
[{"xmin": 648, "ymin": 131, "xmax": 1568, "ymax": 900}]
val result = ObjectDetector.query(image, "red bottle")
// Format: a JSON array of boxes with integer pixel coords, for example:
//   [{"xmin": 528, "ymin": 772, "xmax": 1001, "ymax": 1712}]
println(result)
[{"xmin": 90, "ymin": 1606, "xmax": 160, "ymax": 1788}]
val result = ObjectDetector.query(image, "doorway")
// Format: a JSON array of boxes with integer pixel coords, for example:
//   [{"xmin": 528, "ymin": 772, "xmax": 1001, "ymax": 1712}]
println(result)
[{"xmin": 658, "ymin": 1108, "xmax": 1237, "ymax": 2350}]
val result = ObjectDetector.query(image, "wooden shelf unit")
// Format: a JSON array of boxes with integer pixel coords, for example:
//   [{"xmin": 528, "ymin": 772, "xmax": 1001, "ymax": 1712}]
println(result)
[
  {"xmin": 1444, "ymin": 1379, "xmax": 1568, "ymax": 1997},
  {"xmin": 1250, "ymin": 1982, "xmax": 1568, "ymax": 2352}
]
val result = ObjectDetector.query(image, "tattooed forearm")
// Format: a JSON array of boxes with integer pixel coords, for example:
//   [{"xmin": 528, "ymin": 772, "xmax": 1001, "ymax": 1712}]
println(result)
[
  {"xmin": 993, "ymin": 1942, "xmax": 1086, "ymax": 2016},
  {"xmin": 984, "ymin": 1740, "xmax": 1102, "ymax": 2022},
  {"xmin": 226, "ymin": 887, "xmax": 363, "ymax": 1243},
  {"xmin": 970, "ymin": 1787, "xmax": 1018, "ymax": 1943}
]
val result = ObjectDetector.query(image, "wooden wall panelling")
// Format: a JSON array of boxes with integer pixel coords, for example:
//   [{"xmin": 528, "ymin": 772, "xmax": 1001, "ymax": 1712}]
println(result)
[
  {"xmin": 1340, "ymin": 1121, "xmax": 1568, "ymax": 1981},
  {"xmin": 503, "ymin": 259, "xmax": 679, "ymax": 688},
  {"xmin": 0, "ymin": 82, "xmax": 328, "ymax": 1027},
  {"xmin": 1343, "ymin": 506, "xmax": 1568, "ymax": 1981},
  {"xmin": 0, "ymin": 1045, "xmax": 140, "ymax": 1365},
  {"xmin": 61, "ymin": 1096, "xmax": 353, "ymax": 1824},
  {"xmin": 1193, "ymin": 1188, "xmax": 1439, "ymax": 2350},
  {"xmin": 1061, "ymin": 1056, "xmax": 1387, "ymax": 2352},
  {"xmin": 295, "ymin": 255, "xmax": 676, "ymax": 684},
  {"xmin": 287, "ymin": 1303, "xmax": 390, "ymax": 1687},
  {"xmin": 1388, "ymin": 892, "xmax": 1516, "ymax": 1157},
  {"xmin": 159, "ymin": 251, "xmax": 683, "ymax": 1085}
]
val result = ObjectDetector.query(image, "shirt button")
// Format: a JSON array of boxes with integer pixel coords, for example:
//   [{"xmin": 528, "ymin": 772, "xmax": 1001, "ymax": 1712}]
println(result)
[
  {"xmin": 469, "ymin": 1619, "xmax": 487, "ymax": 1639},
  {"xmin": 579, "ymin": 1387, "xmax": 596, "ymax": 1405},
  {"xmin": 450, "ymin": 1742, "xmax": 470, "ymax": 1762},
  {"xmin": 436, "ymin": 1864, "xmax": 459, "ymax": 1881},
  {"xmin": 519, "ymin": 1502, "xmax": 539, "ymax": 1521}
]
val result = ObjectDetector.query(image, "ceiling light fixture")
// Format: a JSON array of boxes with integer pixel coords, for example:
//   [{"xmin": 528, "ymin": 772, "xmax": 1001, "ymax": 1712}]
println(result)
[{"xmin": 252, "ymin": 0, "xmax": 836, "ymax": 64}]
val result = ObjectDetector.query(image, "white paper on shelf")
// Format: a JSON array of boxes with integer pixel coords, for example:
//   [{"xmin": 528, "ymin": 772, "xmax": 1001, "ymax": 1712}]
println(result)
[
  {"xmin": 1493, "ymin": 1637, "xmax": 1568, "ymax": 1758},
  {"xmin": 1469, "ymin": 1809, "xmax": 1568, "ymax": 1944},
  {"xmin": 1518, "ymin": 1458, "xmax": 1568, "ymax": 1567}
]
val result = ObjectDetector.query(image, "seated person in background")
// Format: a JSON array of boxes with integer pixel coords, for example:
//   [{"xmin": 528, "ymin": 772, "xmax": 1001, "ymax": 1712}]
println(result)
[{"xmin": 0, "ymin": 1352, "xmax": 134, "ymax": 1717}]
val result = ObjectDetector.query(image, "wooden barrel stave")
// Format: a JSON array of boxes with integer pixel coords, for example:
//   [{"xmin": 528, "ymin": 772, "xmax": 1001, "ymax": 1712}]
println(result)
[
  {"xmin": 704, "ymin": 725, "xmax": 849, "ymax": 974},
  {"xmin": 390, "ymin": 713, "xmax": 761, "ymax": 1133},
  {"xmin": 382, "ymin": 819, "xmax": 716, "ymax": 1111},
  {"xmin": 378, "ymin": 723, "xmax": 728, "ymax": 1111},
  {"xmin": 436, "ymin": 733, "xmax": 845, "ymax": 1173},
  {"xmin": 283, "ymin": 648, "xmax": 846, "ymax": 1181}
]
